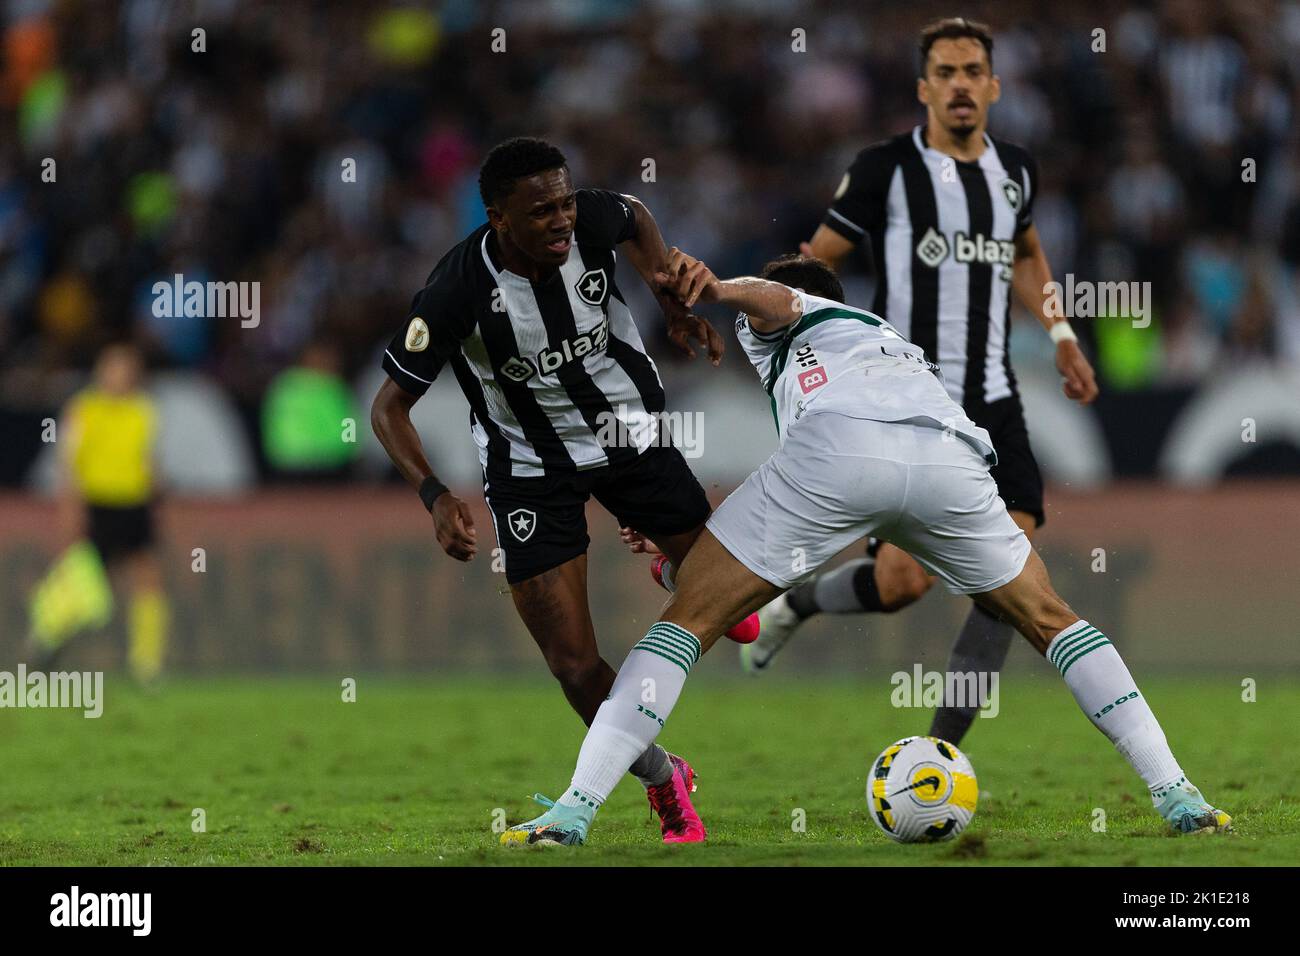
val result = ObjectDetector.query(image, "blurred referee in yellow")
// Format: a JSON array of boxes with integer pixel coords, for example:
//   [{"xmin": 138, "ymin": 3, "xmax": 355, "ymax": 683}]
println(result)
[{"xmin": 27, "ymin": 342, "xmax": 169, "ymax": 684}]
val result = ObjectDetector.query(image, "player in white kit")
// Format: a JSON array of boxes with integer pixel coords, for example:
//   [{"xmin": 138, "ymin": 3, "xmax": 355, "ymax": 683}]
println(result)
[
  {"xmin": 501, "ymin": 250, "xmax": 1230, "ymax": 846},
  {"xmin": 711, "ymin": 270, "xmax": 1027, "ymax": 596}
]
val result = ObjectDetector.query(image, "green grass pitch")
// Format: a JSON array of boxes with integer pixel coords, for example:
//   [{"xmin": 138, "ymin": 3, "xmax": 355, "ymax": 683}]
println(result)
[{"xmin": 0, "ymin": 675, "xmax": 1294, "ymax": 866}]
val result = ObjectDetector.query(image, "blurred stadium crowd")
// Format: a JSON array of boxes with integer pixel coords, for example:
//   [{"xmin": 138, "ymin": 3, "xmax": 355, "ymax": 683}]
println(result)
[{"xmin": 2, "ymin": 0, "xmax": 1300, "ymax": 488}]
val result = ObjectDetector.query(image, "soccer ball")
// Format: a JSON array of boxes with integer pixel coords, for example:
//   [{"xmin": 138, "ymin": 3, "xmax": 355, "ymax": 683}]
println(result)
[{"xmin": 867, "ymin": 735, "xmax": 978, "ymax": 843}]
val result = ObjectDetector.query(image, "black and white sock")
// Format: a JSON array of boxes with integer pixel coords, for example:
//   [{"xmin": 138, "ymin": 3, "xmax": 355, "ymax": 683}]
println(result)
[
  {"xmin": 928, "ymin": 604, "xmax": 1014, "ymax": 745},
  {"xmin": 786, "ymin": 558, "xmax": 884, "ymax": 619},
  {"xmin": 628, "ymin": 744, "xmax": 673, "ymax": 788}
]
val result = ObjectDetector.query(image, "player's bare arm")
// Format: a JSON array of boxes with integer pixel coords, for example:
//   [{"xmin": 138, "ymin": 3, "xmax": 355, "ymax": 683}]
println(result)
[
  {"xmin": 654, "ymin": 247, "xmax": 803, "ymax": 333},
  {"xmin": 619, "ymin": 195, "xmax": 724, "ymax": 365},
  {"xmin": 1012, "ymin": 224, "xmax": 1099, "ymax": 405},
  {"xmin": 370, "ymin": 378, "xmax": 477, "ymax": 562},
  {"xmin": 799, "ymin": 225, "xmax": 856, "ymax": 273}
]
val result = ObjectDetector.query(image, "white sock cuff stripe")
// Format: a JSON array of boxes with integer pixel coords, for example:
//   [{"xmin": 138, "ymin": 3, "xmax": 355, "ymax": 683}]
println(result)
[
  {"xmin": 1047, "ymin": 620, "xmax": 1112, "ymax": 675},
  {"xmin": 1047, "ymin": 620, "xmax": 1094, "ymax": 664},
  {"xmin": 1046, "ymin": 620, "xmax": 1091, "ymax": 656},
  {"xmin": 635, "ymin": 622, "xmax": 702, "ymax": 671},
  {"xmin": 650, "ymin": 621, "xmax": 702, "ymax": 655}
]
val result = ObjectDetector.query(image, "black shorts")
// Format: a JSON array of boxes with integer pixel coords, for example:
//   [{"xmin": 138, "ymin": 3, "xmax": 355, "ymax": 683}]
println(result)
[
  {"xmin": 485, "ymin": 445, "xmax": 711, "ymax": 585},
  {"xmin": 87, "ymin": 504, "xmax": 156, "ymax": 563},
  {"xmin": 968, "ymin": 395, "xmax": 1045, "ymax": 528}
]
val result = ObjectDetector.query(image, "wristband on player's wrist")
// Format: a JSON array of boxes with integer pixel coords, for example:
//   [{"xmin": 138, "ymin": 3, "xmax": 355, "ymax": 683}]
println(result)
[
  {"xmin": 1049, "ymin": 321, "xmax": 1078, "ymax": 345},
  {"xmin": 419, "ymin": 476, "xmax": 449, "ymax": 512}
]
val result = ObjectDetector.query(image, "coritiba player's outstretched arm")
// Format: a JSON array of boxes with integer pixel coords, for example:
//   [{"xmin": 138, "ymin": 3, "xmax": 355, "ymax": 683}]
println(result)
[
  {"xmin": 654, "ymin": 246, "xmax": 804, "ymax": 334},
  {"xmin": 619, "ymin": 201, "xmax": 725, "ymax": 364}
]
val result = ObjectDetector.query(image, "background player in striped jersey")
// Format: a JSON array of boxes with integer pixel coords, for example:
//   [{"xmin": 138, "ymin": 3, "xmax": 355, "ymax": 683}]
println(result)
[
  {"xmin": 370, "ymin": 138, "xmax": 755, "ymax": 843},
  {"xmin": 747, "ymin": 19, "xmax": 1100, "ymax": 747}
]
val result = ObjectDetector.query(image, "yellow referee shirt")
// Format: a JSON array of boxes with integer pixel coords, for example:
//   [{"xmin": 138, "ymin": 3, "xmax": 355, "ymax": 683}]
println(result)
[{"xmin": 67, "ymin": 390, "xmax": 157, "ymax": 507}]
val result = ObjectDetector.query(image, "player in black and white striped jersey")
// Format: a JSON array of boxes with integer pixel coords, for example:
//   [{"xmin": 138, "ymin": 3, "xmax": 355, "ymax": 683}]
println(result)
[
  {"xmin": 371, "ymin": 137, "xmax": 757, "ymax": 843},
  {"xmin": 749, "ymin": 19, "xmax": 1100, "ymax": 747}
]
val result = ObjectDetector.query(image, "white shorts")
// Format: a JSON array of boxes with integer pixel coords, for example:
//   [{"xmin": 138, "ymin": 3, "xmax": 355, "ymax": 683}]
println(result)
[{"xmin": 706, "ymin": 411, "xmax": 1031, "ymax": 593}]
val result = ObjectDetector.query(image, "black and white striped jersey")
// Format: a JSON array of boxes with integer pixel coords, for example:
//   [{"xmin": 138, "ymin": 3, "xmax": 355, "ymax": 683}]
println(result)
[
  {"xmin": 822, "ymin": 126, "xmax": 1037, "ymax": 407},
  {"xmin": 382, "ymin": 188, "xmax": 665, "ymax": 481}
]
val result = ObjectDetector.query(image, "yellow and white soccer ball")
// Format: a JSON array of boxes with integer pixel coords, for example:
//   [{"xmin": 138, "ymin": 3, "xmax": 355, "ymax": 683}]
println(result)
[{"xmin": 868, "ymin": 736, "xmax": 978, "ymax": 843}]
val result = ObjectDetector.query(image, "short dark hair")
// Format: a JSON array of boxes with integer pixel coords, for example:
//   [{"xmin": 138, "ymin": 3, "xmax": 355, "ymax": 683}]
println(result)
[
  {"xmin": 760, "ymin": 254, "xmax": 844, "ymax": 302},
  {"xmin": 478, "ymin": 137, "xmax": 568, "ymax": 208},
  {"xmin": 918, "ymin": 17, "xmax": 993, "ymax": 76}
]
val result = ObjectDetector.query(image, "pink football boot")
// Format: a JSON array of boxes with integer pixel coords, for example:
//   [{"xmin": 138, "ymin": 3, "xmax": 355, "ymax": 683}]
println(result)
[{"xmin": 646, "ymin": 753, "xmax": 707, "ymax": 844}]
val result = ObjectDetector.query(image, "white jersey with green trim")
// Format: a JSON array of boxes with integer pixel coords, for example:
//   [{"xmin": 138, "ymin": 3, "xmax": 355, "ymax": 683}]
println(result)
[{"xmin": 734, "ymin": 289, "xmax": 997, "ymax": 461}]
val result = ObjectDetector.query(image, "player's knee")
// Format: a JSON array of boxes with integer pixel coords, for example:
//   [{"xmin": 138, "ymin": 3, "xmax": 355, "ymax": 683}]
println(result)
[
  {"xmin": 544, "ymin": 650, "xmax": 603, "ymax": 693},
  {"xmin": 879, "ymin": 564, "xmax": 933, "ymax": 611}
]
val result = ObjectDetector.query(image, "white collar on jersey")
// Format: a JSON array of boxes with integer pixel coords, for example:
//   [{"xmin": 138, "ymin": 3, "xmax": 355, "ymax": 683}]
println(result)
[
  {"xmin": 912, "ymin": 125, "xmax": 1002, "ymax": 173},
  {"xmin": 480, "ymin": 230, "xmax": 515, "ymax": 282},
  {"xmin": 480, "ymin": 229, "xmax": 580, "ymax": 286}
]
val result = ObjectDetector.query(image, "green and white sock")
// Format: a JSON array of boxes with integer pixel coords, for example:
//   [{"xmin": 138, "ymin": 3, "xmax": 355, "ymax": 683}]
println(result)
[
  {"xmin": 561, "ymin": 622, "xmax": 702, "ymax": 807},
  {"xmin": 1047, "ymin": 620, "xmax": 1184, "ymax": 799}
]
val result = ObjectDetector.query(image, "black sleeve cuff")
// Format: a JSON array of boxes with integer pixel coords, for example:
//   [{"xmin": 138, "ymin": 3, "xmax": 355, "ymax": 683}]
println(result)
[
  {"xmin": 382, "ymin": 349, "xmax": 432, "ymax": 397},
  {"xmin": 822, "ymin": 209, "xmax": 866, "ymax": 241}
]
